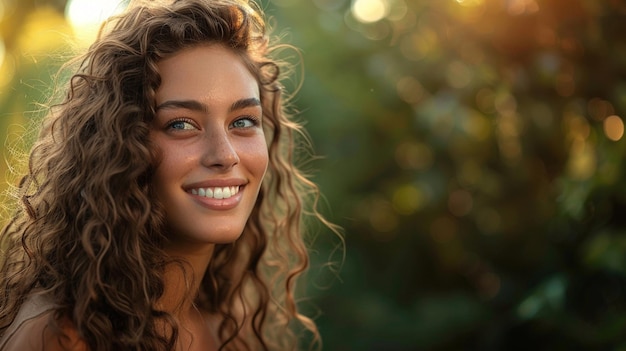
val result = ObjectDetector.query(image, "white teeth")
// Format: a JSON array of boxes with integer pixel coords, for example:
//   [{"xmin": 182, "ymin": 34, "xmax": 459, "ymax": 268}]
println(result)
[
  {"xmin": 190, "ymin": 186, "xmax": 240, "ymax": 199},
  {"xmin": 214, "ymin": 188, "xmax": 223, "ymax": 199},
  {"xmin": 223, "ymin": 187, "xmax": 232, "ymax": 198}
]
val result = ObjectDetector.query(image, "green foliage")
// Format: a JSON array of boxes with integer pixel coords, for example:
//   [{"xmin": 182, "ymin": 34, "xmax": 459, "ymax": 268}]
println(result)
[{"xmin": 266, "ymin": 0, "xmax": 626, "ymax": 349}]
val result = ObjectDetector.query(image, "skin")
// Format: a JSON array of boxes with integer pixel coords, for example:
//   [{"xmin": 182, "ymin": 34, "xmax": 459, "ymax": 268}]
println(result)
[
  {"xmin": 151, "ymin": 43, "xmax": 268, "ymax": 251},
  {"xmin": 151, "ymin": 43, "xmax": 269, "ymax": 349}
]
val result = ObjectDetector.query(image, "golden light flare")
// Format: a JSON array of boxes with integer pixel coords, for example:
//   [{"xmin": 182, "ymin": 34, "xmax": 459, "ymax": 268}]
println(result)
[
  {"xmin": 65, "ymin": 0, "xmax": 127, "ymax": 46},
  {"xmin": 351, "ymin": 0, "xmax": 389, "ymax": 24},
  {"xmin": 604, "ymin": 115, "xmax": 624, "ymax": 142}
]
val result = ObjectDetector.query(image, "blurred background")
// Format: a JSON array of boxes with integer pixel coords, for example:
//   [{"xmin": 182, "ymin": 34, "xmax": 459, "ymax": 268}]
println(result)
[{"xmin": 2, "ymin": 0, "xmax": 626, "ymax": 350}]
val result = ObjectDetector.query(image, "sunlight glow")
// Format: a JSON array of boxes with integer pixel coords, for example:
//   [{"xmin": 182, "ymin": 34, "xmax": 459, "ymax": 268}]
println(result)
[
  {"xmin": 352, "ymin": 0, "xmax": 389, "ymax": 23},
  {"xmin": 455, "ymin": 0, "xmax": 485, "ymax": 6},
  {"xmin": 0, "ymin": 39, "xmax": 5, "ymax": 68},
  {"xmin": 65, "ymin": 0, "xmax": 126, "ymax": 45},
  {"xmin": 0, "ymin": 40, "xmax": 13, "ymax": 88}
]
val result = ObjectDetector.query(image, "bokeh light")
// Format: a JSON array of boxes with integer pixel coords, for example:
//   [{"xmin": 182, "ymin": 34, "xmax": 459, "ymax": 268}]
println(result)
[
  {"xmin": 392, "ymin": 184, "xmax": 427, "ymax": 215},
  {"xmin": 387, "ymin": 0, "xmax": 408, "ymax": 21},
  {"xmin": 604, "ymin": 115, "xmax": 624, "ymax": 142},
  {"xmin": 65, "ymin": 0, "xmax": 126, "ymax": 45},
  {"xmin": 455, "ymin": 0, "xmax": 485, "ymax": 7},
  {"xmin": 351, "ymin": 0, "xmax": 389, "ymax": 23}
]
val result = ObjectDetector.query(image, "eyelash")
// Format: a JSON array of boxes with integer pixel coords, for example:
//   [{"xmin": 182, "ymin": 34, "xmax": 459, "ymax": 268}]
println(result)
[
  {"xmin": 166, "ymin": 117, "xmax": 197, "ymax": 131},
  {"xmin": 165, "ymin": 116, "xmax": 260, "ymax": 132},
  {"xmin": 231, "ymin": 116, "xmax": 260, "ymax": 129}
]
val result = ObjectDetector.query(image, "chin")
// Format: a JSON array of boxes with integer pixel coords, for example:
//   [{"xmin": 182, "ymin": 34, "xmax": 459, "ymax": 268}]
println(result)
[{"xmin": 207, "ymin": 232, "xmax": 245, "ymax": 244}]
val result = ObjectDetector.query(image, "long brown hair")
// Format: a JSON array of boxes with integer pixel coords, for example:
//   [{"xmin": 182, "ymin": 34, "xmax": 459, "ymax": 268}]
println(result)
[{"xmin": 0, "ymin": 0, "xmax": 337, "ymax": 349}]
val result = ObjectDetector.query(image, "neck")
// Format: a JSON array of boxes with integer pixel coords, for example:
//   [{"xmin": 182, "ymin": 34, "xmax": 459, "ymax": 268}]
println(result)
[{"xmin": 160, "ymin": 242, "xmax": 215, "ymax": 318}]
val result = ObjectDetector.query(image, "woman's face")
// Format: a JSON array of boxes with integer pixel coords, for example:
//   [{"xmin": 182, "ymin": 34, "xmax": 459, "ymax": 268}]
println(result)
[{"xmin": 150, "ymin": 44, "xmax": 268, "ymax": 250}]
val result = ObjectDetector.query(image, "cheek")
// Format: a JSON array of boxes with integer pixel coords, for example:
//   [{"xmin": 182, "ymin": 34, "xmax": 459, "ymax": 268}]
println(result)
[
  {"xmin": 241, "ymin": 136, "xmax": 269, "ymax": 177},
  {"xmin": 152, "ymin": 146, "xmax": 193, "ymax": 189}
]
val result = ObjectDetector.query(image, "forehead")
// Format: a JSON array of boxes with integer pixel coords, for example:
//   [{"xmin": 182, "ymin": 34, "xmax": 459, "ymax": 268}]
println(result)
[{"xmin": 155, "ymin": 44, "xmax": 259, "ymax": 105}]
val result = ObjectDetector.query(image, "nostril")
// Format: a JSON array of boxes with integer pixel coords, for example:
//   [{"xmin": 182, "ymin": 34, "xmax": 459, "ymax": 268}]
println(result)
[{"xmin": 200, "ymin": 134, "xmax": 240, "ymax": 169}]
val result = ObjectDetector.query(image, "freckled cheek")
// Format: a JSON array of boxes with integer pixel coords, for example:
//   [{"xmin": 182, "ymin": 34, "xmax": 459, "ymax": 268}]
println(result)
[
  {"xmin": 152, "ymin": 145, "xmax": 196, "ymax": 188},
  {"xmin": 239, "ymin": 137, "xmax": 269, "ymax": 177}
]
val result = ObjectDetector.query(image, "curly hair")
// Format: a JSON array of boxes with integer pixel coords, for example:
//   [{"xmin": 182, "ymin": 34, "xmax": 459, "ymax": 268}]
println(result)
[{"xmin": 0, "ymin": 0, "xmax": 337, "ymax": 350}]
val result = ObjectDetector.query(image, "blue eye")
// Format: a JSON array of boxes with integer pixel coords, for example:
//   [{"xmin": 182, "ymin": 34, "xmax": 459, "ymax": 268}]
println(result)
[
  {"xmin": 168, "ymin": 119, "xmax": 197, "ymax": 130},
  {"xmin": 231, "ymin": 117, "xmax": 258, "ymax": 129}
]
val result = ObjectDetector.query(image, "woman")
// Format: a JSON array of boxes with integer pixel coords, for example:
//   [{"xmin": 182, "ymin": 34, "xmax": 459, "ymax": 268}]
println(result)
[{"xmin": 0, "ymin": 0, "xmax": 337, "ymax": 350}]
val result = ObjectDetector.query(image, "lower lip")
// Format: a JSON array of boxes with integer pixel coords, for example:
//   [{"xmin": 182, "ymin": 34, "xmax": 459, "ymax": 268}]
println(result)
[{"xmin": 189, "ymin": 187, "xmax": 245, "ymax": 210}]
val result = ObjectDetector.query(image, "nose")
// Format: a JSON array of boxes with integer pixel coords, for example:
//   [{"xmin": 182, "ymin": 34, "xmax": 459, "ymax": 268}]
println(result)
[{"xmin": 200, "ymin": 129, "xmax": 239, "ymax": 170}]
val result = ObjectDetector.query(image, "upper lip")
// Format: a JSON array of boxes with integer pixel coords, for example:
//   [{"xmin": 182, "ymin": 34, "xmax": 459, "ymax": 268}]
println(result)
[{"xmin": 183, "ymin": 178, "xmax": 248, "ymax": 190}]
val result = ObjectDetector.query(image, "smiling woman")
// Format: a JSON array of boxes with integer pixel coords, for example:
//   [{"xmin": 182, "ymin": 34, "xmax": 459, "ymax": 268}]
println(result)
[
  {"xmin": 0, "ymin": 1, "xmax": 339, "ymax": 350},
  {"xmin": 151, "ymin": 44, "xmax": 269, "ymax": 245}
]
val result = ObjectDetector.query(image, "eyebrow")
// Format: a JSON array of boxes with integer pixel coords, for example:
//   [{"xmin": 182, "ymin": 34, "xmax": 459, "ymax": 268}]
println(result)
[{"xmin": 156, "ymin": 97, "xmax": 261, "ymax": 113}]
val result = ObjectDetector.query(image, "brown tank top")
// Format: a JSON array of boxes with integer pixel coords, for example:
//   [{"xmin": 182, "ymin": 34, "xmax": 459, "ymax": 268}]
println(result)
[{"xmin": 0, "ymin": 293, "xmax": 56, "ymax": 350}]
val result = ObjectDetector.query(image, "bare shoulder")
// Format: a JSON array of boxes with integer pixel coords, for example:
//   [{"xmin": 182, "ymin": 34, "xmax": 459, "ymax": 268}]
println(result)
[{"xmin": 2, "ymin": 311, "xmax": 88, "ymax": 351}]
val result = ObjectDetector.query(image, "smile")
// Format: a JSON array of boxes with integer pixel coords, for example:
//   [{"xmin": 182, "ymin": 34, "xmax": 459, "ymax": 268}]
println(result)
[{"xmin": 190, "ymin": 186, "xmax": 240, "ymax": 199}]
